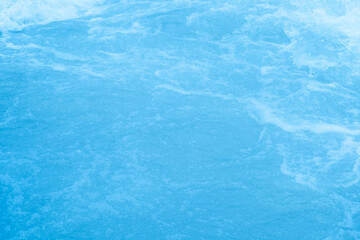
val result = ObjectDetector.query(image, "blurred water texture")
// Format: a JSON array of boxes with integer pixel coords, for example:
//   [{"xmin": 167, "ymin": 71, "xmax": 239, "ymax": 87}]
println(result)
[{"xmin": 1, "ymin": 1, "xmax": 360, "ymax": 239}]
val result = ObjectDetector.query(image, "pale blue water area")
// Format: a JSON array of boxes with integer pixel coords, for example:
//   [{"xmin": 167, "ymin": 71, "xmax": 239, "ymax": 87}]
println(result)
[{"xmin": 1, "ymin": 1, "xmax": 360, "ymax": 239}]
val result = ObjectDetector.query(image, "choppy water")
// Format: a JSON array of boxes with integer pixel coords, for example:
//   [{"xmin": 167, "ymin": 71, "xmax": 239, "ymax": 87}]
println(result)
[{"xmin": 1, "ymin": 1, "xmax": 360, "ymax": 239}]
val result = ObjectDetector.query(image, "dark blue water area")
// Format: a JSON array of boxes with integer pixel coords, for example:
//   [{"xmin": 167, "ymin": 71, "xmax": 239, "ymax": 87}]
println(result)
[{"xmin": 1, "ymin": 1, "xmax": 360, "ymax": 239}]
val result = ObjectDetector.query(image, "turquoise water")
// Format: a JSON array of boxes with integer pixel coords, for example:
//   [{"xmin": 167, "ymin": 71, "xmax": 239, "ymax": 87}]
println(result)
[{"xmin": 1, "ymin": 1, "xmax": 360, "ymax": 239}]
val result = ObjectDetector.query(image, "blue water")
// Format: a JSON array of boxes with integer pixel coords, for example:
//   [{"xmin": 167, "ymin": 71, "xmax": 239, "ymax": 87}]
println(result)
[{"xmin": 1, "ymin": 1, "xmax": 360, "ymax": 239}]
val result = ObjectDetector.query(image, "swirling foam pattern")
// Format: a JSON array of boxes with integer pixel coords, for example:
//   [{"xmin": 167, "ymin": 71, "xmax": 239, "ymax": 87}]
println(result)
[{"xmin": 1, "ymin": 0, "xmax": 360, "ymax": 239}]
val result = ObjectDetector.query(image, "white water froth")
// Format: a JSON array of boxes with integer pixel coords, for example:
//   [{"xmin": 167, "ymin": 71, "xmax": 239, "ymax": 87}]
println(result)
[
  {"xmin": 249, "ymin": 100, "xmax": 360, "ymax": 136},
  {"xmin": 0, "ymin": 0, "xmax": 104, "ymax": 31},
  {"xmin": 293, "ymin": 1, "xmax": 360, "ymax": 48}
]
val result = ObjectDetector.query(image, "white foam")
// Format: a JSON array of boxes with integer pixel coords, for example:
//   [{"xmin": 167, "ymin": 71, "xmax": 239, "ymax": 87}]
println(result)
[
  {"xmin": 156, "ymin": 84, "xmax": 243, "ymax": 102},
  {"xmin": 266, "ymin": 1, "xmax": 360, "ymax": 74},
  {"xmin": 292, "ymin": 54, "xmax": 337, "ymax": 71},
  {"xmin": 0, "ymin": 0, "xmax": 104, "ymax": 31},
  {"xmin": 250, "ymin": 99, "xmax": 360, "ymax": 136},
  {"xmin": 306, "ymin": 6, "xmax": 360, "ymax": 50},
  {"xmin": 280, "ymin": 160, "xmax": 317, "ymax": 189}
]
